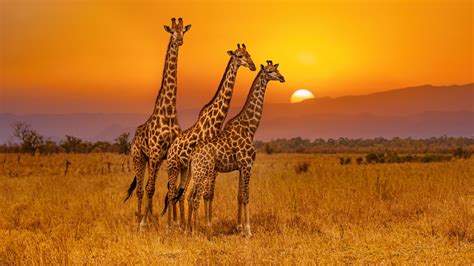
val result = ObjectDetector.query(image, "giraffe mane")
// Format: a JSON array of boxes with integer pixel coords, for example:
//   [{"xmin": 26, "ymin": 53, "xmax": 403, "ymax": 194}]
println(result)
[
  {"xmin": 198, "ymin": 56, "xmax": 235, "ymax": 117},
  {"xmin": 224, "ymin": 69, "xmax": 265, "ymax": 128}
]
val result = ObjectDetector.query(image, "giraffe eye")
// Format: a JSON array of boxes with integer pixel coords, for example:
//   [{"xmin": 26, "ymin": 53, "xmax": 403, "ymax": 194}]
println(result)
[{"xmin": 237, "ymin": 55, "xmax": 243, "ymax": 58}]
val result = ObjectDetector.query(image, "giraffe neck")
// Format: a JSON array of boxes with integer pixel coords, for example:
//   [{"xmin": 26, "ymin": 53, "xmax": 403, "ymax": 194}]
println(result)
[
  {"xmin": 154, "ymin": 37, "xmax": 179, "ymax": 116},
  {"xmin": 196, "ymin": 57, "xmax": 239, "ymax": 128},
  {"xmin": 235, "ymin": 70, "xmax": 268, "ymax": 138}
]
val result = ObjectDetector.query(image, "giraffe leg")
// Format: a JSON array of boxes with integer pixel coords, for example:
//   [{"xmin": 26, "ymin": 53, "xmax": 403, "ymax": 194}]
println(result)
[
  {"xmin": 185, "ymin": 183, "xmax": 197, "ymax": 235},
  {"xmin": 132, "ymin": 148, "xmax": 147, "ymax": 225},
  {"xmin": 203, "ymin": 171, "xmax": 217, "ymax": 236},
  {"xmin": 177, "ymin": 167, "xmax": 188, "ymax": 227},
  {"xmin": 240, "ymin": 167, "xmax": 252, "ymax": 237},
  {"xmin": 186, "ymin": 179, "xmax": 204, "ymax": 235},
  {"xmin": 178, "ymin": 167, "xmax": 188, "ymax": 229},
  {"xmin": 140, "ymin": 156, "xmax": 162, "ymax": 230},
  {"xmin": 179, "ymin": 196, "xmax": 186, "ymax": 229},
  {"xmin": 172, "ymin": 202, "xmax": 177, "ymax": 223},
  {"xmin": 208, "ymin": 171, "xmax": 217, "ymax": 224},
  {"xmin": 186, "ymin": 198, "xmax": 193, "ymax": 235},
  {"xmin": 236, "ymin": 173, "xmax": 243, "ymax": 232},
  {"xmin": 166, "ymin": 165, "xmax": 179, "ymax": 228}
]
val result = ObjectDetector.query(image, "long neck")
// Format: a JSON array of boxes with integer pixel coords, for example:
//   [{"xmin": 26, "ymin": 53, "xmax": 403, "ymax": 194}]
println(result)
[
  {"xmin": 154, "ymin": 38, "xmax": 179, "ymax": 115},
  {"xmin": 197, "ymin": 57, "xmax": 239, "ymax": 126},
  {"xmin": 236, "ymin": 70, "xmax": 269, "ymax": 137}
]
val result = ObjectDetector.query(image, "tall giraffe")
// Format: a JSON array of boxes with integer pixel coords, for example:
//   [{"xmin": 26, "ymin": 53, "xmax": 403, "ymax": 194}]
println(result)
[
  {"xmin": 177, "ymin": 61, "xmax": 285, "ymax": 236},
  {"xmin": 162, "ymin": 44, "xmax": 256, "ymax": 227},
  {"xmin": 124, "ymin": 18, "xmax": 191, "ymax": 229}
]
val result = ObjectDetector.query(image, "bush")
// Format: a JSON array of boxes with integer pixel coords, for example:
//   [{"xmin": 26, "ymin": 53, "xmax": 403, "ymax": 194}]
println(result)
[
  {"xmin": 453, "ymin": 147, "xmax": 472, "ymax": 159},
  {"xmin": 264, "ymin": 143, "xmax": 274, "ymax": 155},
  {"xmin": 366, "ymin": 153, "xmax": 380, "ymax": 163},
  {"xmin": 344, "ymin": 157, "xmax": 351, "ymax": 165},
  {"xmin": 339, "ymin": 157, "xmax": 346, "ymax": 165},
  {"xmin": 294, "ymin": 162, "xmax": 310, "ymax": 174}
]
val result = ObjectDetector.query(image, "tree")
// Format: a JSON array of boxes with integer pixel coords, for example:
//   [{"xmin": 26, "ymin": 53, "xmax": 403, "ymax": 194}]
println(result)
[
  {"xmin": 43, "ymin": 139, "xmax": 59, "ymax": 154},
  {"xmin": 61, "ymin": 135, "xmax": 83, "ymax": 153},
  {"xmin": 264, "ymin": 143, "xmax": 274, "ymax": 155},
  {"xmin": 12, "ymin": 122, "xmax": 44, "ymax": 155},
  {"xmin": 115, "ymin": 133, "xmax": 131, "ymax": 154}
]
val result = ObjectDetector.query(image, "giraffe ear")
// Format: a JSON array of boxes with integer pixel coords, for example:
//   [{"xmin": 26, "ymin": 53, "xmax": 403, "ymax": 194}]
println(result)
[
  {"xmin": 274, "ymin": 64, "xmax": 279, "ymax": 68},
  {"xmin": 184, "ymin": 25, "xmax": 192, "ymax": 32},
  {"xmin": 164, "ymin": 25, "xmax": 172, "ymax": 33},
  {"xmin": 227, "ymin": 50, "xmax": 235, "ymax": 56},
  {"xmin": 260, "ymin": 64, "xmax": 265, "ymax": 70}
]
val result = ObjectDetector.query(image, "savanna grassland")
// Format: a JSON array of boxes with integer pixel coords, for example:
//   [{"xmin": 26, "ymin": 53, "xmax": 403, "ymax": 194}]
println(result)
[{"xmin": 0, "ymin": 153, "xmax": 473, "ymax": 264}]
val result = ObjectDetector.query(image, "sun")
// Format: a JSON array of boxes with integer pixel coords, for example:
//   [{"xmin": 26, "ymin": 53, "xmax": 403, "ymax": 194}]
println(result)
[{"xmin": 290, "ymin": 89, "xmax": 315, "ymax": 103}]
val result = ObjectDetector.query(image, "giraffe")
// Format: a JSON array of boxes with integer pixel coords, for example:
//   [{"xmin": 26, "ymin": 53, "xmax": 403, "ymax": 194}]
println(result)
[
  {"xmin": 124, "ymin": 18, "xmax": 191, "ymax": 230},
  {"xmin": 161, "ymin": 44, "xmax": 256, "ymax": 227},
  {"xmin": 176, "ymin": 61, "xmax": 285, "ymax": 236}
]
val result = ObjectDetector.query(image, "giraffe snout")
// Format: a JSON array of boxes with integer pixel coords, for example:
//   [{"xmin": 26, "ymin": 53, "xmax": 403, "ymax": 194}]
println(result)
[{"xmin": 249, "ymin": 63, "xmax": 257, "ymax": 71}]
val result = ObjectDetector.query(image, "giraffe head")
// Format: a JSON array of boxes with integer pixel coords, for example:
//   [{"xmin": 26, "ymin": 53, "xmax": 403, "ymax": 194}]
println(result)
[
  {"xmin": 227, "ymin": 44, "xmax": 257, "ymax": 71},
  {"xmin": 163, "ymin": 18, "xmax": 191, "ymax": 46},
  {"xmin": 260, "ymin": 60, "xmax": 285, "ymax": 82}
]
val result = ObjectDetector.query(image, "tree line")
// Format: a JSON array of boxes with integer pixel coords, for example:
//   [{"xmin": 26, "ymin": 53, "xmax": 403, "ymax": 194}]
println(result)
[
  {"xmin": 1, "ymin": 122, "xmax": 131, "ymax": 155},
  {"xmin": 1, "ymin": 122, "xmax": 472, "ymax": 155},
  {"xmin": 339, "ymin": 148, "xmax": 471, "ymax": 166},
  {"xmin": 255, "ymin": 136, "xmax": 474, "ymax": 154}
]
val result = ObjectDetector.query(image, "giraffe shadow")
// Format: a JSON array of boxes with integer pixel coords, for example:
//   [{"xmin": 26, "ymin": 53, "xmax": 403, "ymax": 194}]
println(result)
[
  {"xmin": 210, "ymin": 218, "xmax": 239, "ymax": 236},
  {"xmin": 209, "ymin": 212, "xmax": 282, "ymax": 237}
]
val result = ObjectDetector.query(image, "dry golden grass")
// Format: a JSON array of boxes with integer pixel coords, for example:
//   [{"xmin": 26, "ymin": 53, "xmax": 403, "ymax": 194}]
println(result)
[{"xmin": 0, "ymin": 153, "xmax": 473, "ymax": 264}]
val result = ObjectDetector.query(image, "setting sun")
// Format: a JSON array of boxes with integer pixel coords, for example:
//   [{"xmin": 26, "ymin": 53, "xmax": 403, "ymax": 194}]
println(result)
[{"xmin": 291, "ymin": 89, "xmax": 315, "ymax": 103}]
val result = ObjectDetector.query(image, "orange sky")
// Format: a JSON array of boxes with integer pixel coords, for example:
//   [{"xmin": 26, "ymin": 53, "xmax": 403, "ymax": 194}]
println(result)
[{"xmin": 0, "ymin": 0, "xmax": 472, "ymax": 114}]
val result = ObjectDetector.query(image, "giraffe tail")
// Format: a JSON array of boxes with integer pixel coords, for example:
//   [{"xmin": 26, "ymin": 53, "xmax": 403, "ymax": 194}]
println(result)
[
  {"xmin": 161, "ymin": 182, "xmax": 170, "ymax": 216},
  {"xmin": 173, "ymin": 158, "xmax": 193, "ymax": 204},
  {"xmin": 124, "ymin": 176, "xmax": 137, "ymax": 202}
]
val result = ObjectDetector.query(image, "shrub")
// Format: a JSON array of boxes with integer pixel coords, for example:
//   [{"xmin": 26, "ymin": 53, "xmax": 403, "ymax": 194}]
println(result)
[
  {"xmin": 344, "ymin": 157, "xmax": 351, "ymax": 165},
  {"xmin": 453, "ymin": 147, "xmax": 472, "ymax": 159},
  {"xmin": 339, "ymin": 157, "xmax": 346, "ymax": 165},
  {"xmin": 366, "ymin": 153, "xmax": 379, "ymax": 163},
  {"xmin": 264, "ymin": 143, "xmax": 274, "ymax": 155},
  {"xmin": 294, "ymin": 161, "xmax": 310, "ymax": 174}
]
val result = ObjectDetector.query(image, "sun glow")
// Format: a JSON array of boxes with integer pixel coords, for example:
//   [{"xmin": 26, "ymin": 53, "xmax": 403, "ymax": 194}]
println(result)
[{"xmin": 290, "ymin": 89, "xmax": 315, "ymax": 103}]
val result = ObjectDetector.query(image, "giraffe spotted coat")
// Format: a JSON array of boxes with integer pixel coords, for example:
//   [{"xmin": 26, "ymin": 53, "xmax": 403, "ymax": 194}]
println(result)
[
  {"xmin": 125, "ymin": 18, "xmax": 191, "ymax": 230},
  {"xmin": 177, "ymin": 61, "xmax": 285, "ymax": 237},
  {"xmin": 164, "ymin": 44, "xmax": 256, "ymax": 226}
]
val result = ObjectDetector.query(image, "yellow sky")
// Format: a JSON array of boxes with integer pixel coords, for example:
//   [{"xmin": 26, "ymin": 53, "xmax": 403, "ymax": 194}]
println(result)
[{"xmin": 0, "ymin": 0, "xmax": 472, "ymax": 113}]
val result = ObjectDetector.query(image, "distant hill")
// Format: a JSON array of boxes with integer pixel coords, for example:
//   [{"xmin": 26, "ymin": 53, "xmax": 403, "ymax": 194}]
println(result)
[{"xmin": 1, "ymin": 84, "xmax": 472, "ymax": 142}]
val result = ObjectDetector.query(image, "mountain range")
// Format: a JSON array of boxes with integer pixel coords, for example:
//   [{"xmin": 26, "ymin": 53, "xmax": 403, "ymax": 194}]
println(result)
[{"xmin": 1, "ymin": 83, "xmax": 472, "ymax": 143}]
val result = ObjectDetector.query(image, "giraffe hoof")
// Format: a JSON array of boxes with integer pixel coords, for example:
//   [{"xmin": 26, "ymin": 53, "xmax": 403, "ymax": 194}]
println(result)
[
  {"xmin": 242, "ymin": 225, "xmax": 252, "ymax": 238},
  {"xmin": 139, "ymin": 221, "xmax": 148, "ymax": 232},
  {"xmin": 236, "ymin": 224, "xmax": 243, "ymax": 232}
]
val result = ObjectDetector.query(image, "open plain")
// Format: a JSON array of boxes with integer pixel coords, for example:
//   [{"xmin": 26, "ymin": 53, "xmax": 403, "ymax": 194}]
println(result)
[{"xmin": 0, "ymin": 153, "xmax": 473, "ymax": 264}]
